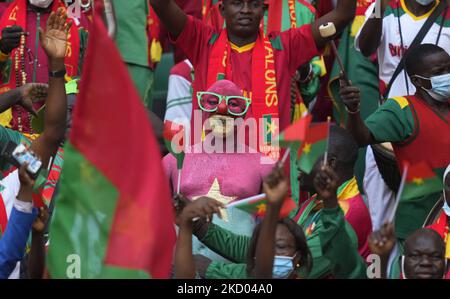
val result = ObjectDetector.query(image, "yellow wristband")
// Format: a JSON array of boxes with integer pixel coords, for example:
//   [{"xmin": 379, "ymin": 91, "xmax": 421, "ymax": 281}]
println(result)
[{"xmin": 0, "ymin": 50, "xmax": 9, "ymax": 62}]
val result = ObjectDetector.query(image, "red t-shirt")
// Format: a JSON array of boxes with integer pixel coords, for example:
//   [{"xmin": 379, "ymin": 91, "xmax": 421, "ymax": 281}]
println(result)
[{"xmin": 173, "ymin": 15, "xmax": 319, "ymax": 133}]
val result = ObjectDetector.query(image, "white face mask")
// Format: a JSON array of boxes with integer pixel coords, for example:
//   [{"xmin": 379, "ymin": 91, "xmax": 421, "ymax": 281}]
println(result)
[
  {"xmin": 29, "ymin": 0, "xmax": 53, "ymax": 8},
  {"xmin": 415, "ymin": 0, "xmax": 435, "ymax": 6}
]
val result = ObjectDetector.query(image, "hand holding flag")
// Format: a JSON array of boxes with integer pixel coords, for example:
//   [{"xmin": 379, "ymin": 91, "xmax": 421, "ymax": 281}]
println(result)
[
  {"xmin": 263, "ymin": 164, "xmax": 289, "ymax": 208},
  {"xmin": 313, "ymin": 165, "xmax": 339, "ymax": 209}
]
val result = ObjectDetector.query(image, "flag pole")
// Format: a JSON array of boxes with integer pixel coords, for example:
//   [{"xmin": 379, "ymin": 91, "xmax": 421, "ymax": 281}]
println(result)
[
  {"xmin": 388, "ymin": 164, "xmax": 409, "ymax": 223},
  {"xmin": 281, "ymin": 147, "xmax": 291, "ymax": 166},
  {"xmin": 323, "ymin": 116, "xmax": 331, "ymax": 167},
  {"xmin": 227, "ymin": 193, "xmax": 266, "ymax": 208},
  {"xmin": 47, "ymin": 155, "xmax": 54, "ymax": 171},
  {"xmin": 176, "ymin": 168, "xmax": 182, "ymax": 194}
]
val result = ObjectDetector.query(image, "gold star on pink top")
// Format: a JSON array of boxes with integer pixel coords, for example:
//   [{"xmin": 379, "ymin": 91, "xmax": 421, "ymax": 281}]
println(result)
[{"xmin": 192, "ymin": 178, "xmax": 237, "ymax": 222}]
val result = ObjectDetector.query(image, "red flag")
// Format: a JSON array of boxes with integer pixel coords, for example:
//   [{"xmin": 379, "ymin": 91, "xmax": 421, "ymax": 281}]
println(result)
[{"xmin": 56, "ymin": 14, "xmax": 176, "ymax": 278}]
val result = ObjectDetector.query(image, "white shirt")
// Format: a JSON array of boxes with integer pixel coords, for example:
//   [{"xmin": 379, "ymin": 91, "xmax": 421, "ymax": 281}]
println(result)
[{"xmin": 355, "ymin": 0, "xmax": 450, "ymax": 98}]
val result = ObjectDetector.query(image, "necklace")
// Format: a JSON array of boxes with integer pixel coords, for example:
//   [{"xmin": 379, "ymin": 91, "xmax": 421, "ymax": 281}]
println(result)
[
  {"xmin": 14, "ymin": 34, "xmax": 28, "ymax": 133},
  {"xmin": 13, "ymin": 34, "xmax": 34, "ymax": 134}
]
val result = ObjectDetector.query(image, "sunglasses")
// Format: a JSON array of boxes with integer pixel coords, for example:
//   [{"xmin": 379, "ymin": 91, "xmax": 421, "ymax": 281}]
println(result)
[{"xmin": 197, "ymin": 91, "xmax": 251, "ymax": 117}]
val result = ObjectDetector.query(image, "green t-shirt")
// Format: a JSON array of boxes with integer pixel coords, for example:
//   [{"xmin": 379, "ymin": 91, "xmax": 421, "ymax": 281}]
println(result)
[
  {"xmin": 112, "ymin": 0, "xmax": 150, "ymax": 67},
  {"xmin": 364, "ymin": 97, "xmax": 443, "ymax": 239}
]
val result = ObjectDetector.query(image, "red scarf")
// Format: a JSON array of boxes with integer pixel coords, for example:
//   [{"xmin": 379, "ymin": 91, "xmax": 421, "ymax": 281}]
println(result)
[
  {"xmin": 0, "ymin": 0, "xmax": 80, "ymax": 93},
  {"xmin": 267, "ymin": 0, "xmax": 306, "ymax": 123},
  {"xmin": 207, "ymin": 29, "xmax": 280, "ymax": 157}
]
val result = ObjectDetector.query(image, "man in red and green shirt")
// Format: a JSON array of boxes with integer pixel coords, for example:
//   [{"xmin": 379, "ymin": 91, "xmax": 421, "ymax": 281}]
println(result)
[
  {"xmin": 341, "ymin": 44, "xmax": 450, "ymax": 241},
  {"xmin": 150, "ymin": 0, "xmax": 356, "ymax": 160}
]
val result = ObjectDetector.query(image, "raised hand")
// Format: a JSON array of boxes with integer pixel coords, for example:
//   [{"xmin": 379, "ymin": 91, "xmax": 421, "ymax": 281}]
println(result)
[
  {"xmin": 178, "ymin": 197, "xmax": 224, "ymax": 227},
  {"xmin": 368, "ymin": 222, "xmax": 396, "ymax": 258},
  {"xmin": 313, "ymin": 165, "xmax": 339, "ymax": 209},
  {"xmin": 338, "ymin": 72, "xmax": 361, "ymax": 114},
  {"xmin": 17, "ymin": 83, "xmax": 49, "ymax": 116},
  {"xmin": 38, "ymin": 7, "xmax": 72, "ymax": 59},
  {"xmin": 0, "ymin": 25, "xmax": 24, "ymax": 54},
  {"xmin": 263, "ymin": 164, "xmax": 289, "ymax": 208}
]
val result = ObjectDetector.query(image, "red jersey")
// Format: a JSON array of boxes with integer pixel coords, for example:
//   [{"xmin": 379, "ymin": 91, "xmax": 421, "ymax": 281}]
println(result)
[{"xmin": 172, "ymin": 15, "xmax": 319, "ymax": 138}]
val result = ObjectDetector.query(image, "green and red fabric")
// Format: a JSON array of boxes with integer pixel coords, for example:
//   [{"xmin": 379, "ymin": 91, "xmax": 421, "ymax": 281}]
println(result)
[
  {"xmin": 365, "ymin": 95, "xmax": 449, "ymax": 238},
  {"xmin": 278, "ymin": 113, "xmax": 312, "ymax": 149},
  {"xmin": 39, "ymin": 147, "xmax": 64, "ymax": 205},
  {"xmin": 163, "ymin": 120, "xmax": 185, "ymax": 170},
  {"xmin": 365, "ymin": 95, "xmax": 449, "ymax": 176},
  {"xmin": 262, "ymin": 0, "xmax": 323, "ymax": 210},
  {"xmin": 297, "ymin": 122, "xmax": 329, "ymax": 174},
  {"xmin": 47, "ymin": 14, "xmax": 176, "ymax": 278},
  {"xmin": 327, "ymin": 0, "xmax": 379, "ymax": 125},
  {"xmin": 426, "ymin": 210, "xmax": 450, "ymax": 278},
  {"xmin": 233, "ymin": 196, "xmax": 297, "ymax": 218},
  {"xmin": 402, "ymin": 162, "xmax": 443, "ymax": 201},
  {"xmin": 326, "ymin": 0, "xmax": 378, "ymax": 190}
]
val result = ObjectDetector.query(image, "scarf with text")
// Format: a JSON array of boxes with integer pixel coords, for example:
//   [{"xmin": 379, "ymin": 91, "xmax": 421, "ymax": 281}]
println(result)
[{"xmin": 207, "ymin": 28, "xmax": 279, "ymax": 158}]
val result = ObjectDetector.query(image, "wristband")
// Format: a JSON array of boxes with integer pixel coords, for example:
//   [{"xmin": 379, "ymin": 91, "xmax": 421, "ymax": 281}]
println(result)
[
  {"xmin": 0, "ymin": 50, "xmax": 9, "ymax": 62},
  {"xmin": 345, "ymin": 104, "xmax": 360, "ymax": 114},
  {"xmin": 49, "ymin": 69, "xmax": 66, "ymax": 78}
]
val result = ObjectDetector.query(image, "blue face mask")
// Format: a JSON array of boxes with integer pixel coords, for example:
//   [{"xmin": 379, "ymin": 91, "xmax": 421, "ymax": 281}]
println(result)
[
  {"xmin": 272, "ymin": 255, "xmax": 295, "ymax": 279},
  {"xmin": 443, "ymin": 200, "xmax": 450, "ymax": 217},
  {"xmin": 414, "ymin": 73, "xmax": 450, "ymax": 102}
]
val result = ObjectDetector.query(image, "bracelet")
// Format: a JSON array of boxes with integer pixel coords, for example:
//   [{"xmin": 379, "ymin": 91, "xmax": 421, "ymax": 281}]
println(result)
[
  {"xmin": 0, "ymin": 50, "xmax": 9, "ymax": 62},
  {"xmin": 345, "ymin": 104, "xmax": 360, "ymax": 114},
  {"xmin": 49, "ymin": 69, "xmax": 66, "ymax": 78}
]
